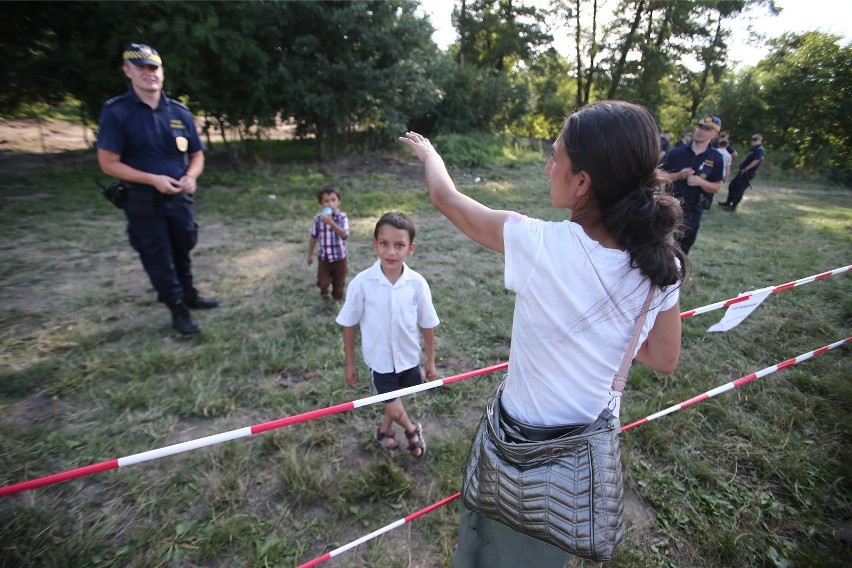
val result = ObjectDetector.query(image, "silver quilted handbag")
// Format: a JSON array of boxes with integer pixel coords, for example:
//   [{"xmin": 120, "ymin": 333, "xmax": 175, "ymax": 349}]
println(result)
[{"xmin": 461, "ymin": 288, "xmax": 654, "ymax": 561}]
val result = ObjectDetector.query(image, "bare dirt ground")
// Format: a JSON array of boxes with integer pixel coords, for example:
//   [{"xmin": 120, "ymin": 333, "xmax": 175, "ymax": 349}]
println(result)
[
  {"xmin": 0, "ymin": 118, "xmax": 97, "ymax": 188},
  {"xmin": 0, "ymin": 117, "xmax": 94, "ymax": 154},
  {"xmin": 0, "ymin": 118, "xmax": 426, "ymax": 190}
]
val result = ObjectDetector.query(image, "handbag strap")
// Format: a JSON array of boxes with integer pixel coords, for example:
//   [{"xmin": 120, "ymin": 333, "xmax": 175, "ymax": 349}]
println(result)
[{"xmin": 611, "ymin": 286, "xmax": 655, "ymax": 393}]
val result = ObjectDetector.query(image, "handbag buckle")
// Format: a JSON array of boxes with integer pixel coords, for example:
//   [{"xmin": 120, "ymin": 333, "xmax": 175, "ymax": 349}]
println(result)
[{"xmin": 607, "ymin": 390, "xmax": 620, "ymax": 411}]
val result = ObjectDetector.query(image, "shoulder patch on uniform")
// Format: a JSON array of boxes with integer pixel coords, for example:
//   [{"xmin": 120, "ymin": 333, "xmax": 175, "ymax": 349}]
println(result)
[
  {"xmin": 170, "ymin": 99, "xmax": 190, "ymax": 111},
  {"xmin": 103, "ymin": 94, "xmax": 127, "ymax": 107}
]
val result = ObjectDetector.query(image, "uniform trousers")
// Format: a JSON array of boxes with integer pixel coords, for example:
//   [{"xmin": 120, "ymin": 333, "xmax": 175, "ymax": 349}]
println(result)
[
  {"xmin": 126, "ymin": 194, "xmax": 198, "ymax": 304},
  {"xmin": 725, "ymin": 173, "xmax": 752, "ymax": 206},
  {"xmin": 677, "ymin": 199, "xmax": 703, "ymax": 255}
]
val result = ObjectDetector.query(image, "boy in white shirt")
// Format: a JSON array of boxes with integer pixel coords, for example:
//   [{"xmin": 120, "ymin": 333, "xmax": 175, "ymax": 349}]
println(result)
[{"xmin": 336, "ymin": 212, "xmax": 439, "ymax": 458}]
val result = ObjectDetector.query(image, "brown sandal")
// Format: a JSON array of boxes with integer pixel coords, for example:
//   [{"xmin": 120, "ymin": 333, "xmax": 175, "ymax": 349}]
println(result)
[
  {"xmin": 376, "ymin": 428, "xmax": 400, "ymax": 458},
  {"xmin": 405, "ymin": 423, "xmax": 426, "ymax": 458}
]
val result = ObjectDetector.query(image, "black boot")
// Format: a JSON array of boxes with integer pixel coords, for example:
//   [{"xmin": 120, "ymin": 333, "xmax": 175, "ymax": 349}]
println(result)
[
  {"xmin": 184, "ymin": 287, "xmax": 219, "ymax": 310},
  {"xmin": 167, "ymin": 301, "xmax": 200, "ymax": 335}
]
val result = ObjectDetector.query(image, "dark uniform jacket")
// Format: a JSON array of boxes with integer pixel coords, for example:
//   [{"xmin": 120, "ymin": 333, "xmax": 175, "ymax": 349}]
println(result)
[
  {"xmin": 97, "ymin": 86, "xmax": 203, "ymax": 191},
  {"xmin": 662, "ymin": 144, "xmax": 724, "ymax": 208}
]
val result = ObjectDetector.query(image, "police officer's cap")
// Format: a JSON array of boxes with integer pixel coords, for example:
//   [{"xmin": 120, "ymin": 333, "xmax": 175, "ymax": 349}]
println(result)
[
  {"xmin": 696, "ymin": 115, "xmax": 722, "ymax": 133},
  {"xmin": 123, "ymin": 44, "xmax": 162, "ymax": 67}
]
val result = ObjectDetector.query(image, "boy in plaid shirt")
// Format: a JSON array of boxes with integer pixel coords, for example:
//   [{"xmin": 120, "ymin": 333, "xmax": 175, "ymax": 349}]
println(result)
[{"xmin": 307, "ymin": 185, "xmax": 350, "ymax": 300}]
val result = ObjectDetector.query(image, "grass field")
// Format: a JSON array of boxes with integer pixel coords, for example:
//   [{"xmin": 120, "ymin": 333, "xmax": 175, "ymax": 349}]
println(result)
[{"xmin": 0, "ymin": 136, "xmax": 850, "ymax": 568}]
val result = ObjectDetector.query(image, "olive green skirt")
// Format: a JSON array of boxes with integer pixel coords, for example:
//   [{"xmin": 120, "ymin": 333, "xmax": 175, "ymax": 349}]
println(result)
[{"xmin": 450, "ymin": 503, "xmax": 572, "ymax": 568}]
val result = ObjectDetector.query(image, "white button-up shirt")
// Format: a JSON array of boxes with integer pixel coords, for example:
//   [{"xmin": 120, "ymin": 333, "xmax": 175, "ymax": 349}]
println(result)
[{"xmin": 336, "ymin": 260, "xmax": 439, "ymax": 373}]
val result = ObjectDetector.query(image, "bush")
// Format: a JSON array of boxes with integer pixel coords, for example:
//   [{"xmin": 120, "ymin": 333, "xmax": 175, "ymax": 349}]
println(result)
[{"xmin": 432, "ymin": 133, "xmax": 543, "ymax": 168}]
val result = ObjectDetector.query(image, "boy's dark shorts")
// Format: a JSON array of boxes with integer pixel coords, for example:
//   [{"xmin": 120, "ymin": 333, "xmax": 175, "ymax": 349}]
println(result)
[{"xmin": 370, "ymin": 366, "xmax": 422, "ymax": 402}]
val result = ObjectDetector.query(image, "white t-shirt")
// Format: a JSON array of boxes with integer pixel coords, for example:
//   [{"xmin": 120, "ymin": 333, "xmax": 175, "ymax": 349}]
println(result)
[
  {"xmin": 715, "ymin": 147, "xmax": 732, "ymax": 181},
  {"xmin": 501, "ymin": 214, "xmax": 680, "ymax": 425},
  {"xmin": 336, "ymin": 259, "xmax": 439, "ymax": 374}
]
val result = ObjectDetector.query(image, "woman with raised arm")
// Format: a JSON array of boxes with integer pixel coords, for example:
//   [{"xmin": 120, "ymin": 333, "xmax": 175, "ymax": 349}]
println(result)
[{"xmin": 401, "ymin": 100, "xmax": 688, "ymax": 567}]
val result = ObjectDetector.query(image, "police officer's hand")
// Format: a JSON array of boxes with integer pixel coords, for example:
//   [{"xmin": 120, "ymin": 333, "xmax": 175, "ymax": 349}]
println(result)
[
  {"xmin": 179, "ymin": 175, "xmax": 198, "ymax": 195},
  {"xmin": 686, "ymin": 174, "xmax": 703, "ymax": 187},
  {"xmin": 677, "ymin": 167, "xmax": 693, "ymax": 181},
  {"xmin": 151, "ymin": 174, "xmax": 183, "ymax": 195}
]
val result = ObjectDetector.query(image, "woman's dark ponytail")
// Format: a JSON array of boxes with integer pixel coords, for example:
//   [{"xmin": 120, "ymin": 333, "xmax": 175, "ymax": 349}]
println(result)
[
  {"xmin": 562, "ymin": 101, "xmax": 689, "ymax": 287},
  {"xmin": 603, "ymin": 184, "xmax": 687, "ymax": 287}
]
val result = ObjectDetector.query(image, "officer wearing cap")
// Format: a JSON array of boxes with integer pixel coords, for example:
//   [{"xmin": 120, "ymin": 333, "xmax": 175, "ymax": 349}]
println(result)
[
  {"xmin": 97, "ymin": 43, "xmax": 218, "ymax": 335},
  {"xmin": 661, "ymin": 115, "xmax": 725, "ymax": 254}
]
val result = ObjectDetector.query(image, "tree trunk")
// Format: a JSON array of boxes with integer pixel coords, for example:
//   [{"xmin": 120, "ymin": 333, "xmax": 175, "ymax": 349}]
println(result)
[
  {"xmin": 316, "ymin": 120, "xmax": 327, "ymax": 162},
  {"xmin": 689, "ymin": 14, "xmax": 723, "ymax": 119},
  {"xmin": 80, "ymin": 105, "xmax": 90, "ymax": 147},
  {"xmin": 574, "ymin": 0, "xmax": 583, "ymax": 109},
  {"xmin": 215, "ymin": 117, "xmax": 229, "ymax": 147},
  {"xmin": 201, "ymin": 116, "xmax": 214, "ymax": 150},
  {"xmin": 459, "ymin": 0, "xmax": 467, "ymax": 67},
  {"xmin": 583, "ymin": 0, "xmax": 599, "ymax": 106},
  {"xmin": 607, "ymin": 0, "xmax": 646, "ymax": 100}
]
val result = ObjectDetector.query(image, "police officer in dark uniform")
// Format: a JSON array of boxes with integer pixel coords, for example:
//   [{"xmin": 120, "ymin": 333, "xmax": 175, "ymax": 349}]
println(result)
[
  {"xmin": 661, "ymin": 115, "xmax": 725, "ymax": 255},
  {"xmin": 97, "ymin": 44, "xmax": 217, "ymax": 335},
  {"xmin": 718, "ymin": 133, "xmax": 765, "ymax": 212}
]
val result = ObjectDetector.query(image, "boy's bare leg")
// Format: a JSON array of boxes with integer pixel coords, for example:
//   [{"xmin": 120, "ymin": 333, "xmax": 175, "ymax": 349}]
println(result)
[
  {"xmin": 379, "ymin": 412, "xmax": 394, "ymax": 437},
  {"xmin": 384, "ymin": 398, "xmax": 414, "ymax": 431},
  {"xmin": 385, "ymin": 398, "xmax": 424, "ymax": 457},
  {"xmin": 377, "ymin": 408, "xmax": 399, "ymax": 453}
]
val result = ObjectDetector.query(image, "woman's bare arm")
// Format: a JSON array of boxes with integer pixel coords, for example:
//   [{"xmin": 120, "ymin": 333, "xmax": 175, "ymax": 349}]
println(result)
[
  {"xmin": 634, "ymin": 301, "xmax": 681, "ymax": 374},
  {"xmin": 400, "ymin": 132, "xmax": 510, "ymax": 253}
]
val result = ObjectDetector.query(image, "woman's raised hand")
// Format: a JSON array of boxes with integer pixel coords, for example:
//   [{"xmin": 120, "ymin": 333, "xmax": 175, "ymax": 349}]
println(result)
[{"xmin": 399, "ymin": 131, "xmax": 439, "ymax": 163}]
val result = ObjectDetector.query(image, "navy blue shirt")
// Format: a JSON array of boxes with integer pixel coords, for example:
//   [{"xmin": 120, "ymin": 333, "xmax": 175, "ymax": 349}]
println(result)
[
  {"xmin": 739, "ymin": 145, "xmax": 765, "ymax": 174},
  {"xmin": 662, "ymin": 143, "xmax": 724, "ymax": 203},
  {"xmin": 97, "ymin": 87, "xmax": 203, "ymax": 185}
]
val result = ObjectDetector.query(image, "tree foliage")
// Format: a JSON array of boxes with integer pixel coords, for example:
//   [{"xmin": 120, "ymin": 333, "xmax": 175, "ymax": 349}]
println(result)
[
  {"xmin": 758, "ymin": 32, "xmax": 851, "ymax": 179},
  {"xmin": 453, "ymin": 0, "xmax": 551, "ymax": 70},
  {"xmin": 0, "ymin": 0, "xmax": 440, "ymax": 160},
  {"xmin": 0, "ymin": 0, "xmax": 848, "ymax": 180},
  {"xmin": 273, "ymin": 1, "xmax": 438, "ymax": 159},
  {"xmin": 519, "ymin": 48, "xmax": 575, "ymax": 139}
]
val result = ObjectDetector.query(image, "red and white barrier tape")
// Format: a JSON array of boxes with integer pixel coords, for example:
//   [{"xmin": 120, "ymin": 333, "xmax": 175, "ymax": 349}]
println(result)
[
  {"xmin": 295, "ymin": 337, "xmax": 849, "ymax": 567},
  {"xmin": 296, "ymin": 493, "xmax": 461, "ymax": 568},
  {"xmin": 620, "ymin": 337, "xmax": 850, "ymax": 431},
  {"xmin": 0, "ymin": 363, "xmax": 507, "ymax": 497},
  {"xmin": 680, "ymin": 265, "xmax": 850, "ymax": 319},
  {"xmin": 3, "ymin": 266, "xmax": 846, "ymax": 497},
  {"xmin": 3, "ymin": 264, "xmax": 849, "ymax": 497}
]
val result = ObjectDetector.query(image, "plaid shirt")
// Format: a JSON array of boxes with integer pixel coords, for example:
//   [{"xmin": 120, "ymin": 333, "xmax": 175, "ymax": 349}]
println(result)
[{"xmin": 310, "ymin": 211, "xmax": 349, "ymax": 262}]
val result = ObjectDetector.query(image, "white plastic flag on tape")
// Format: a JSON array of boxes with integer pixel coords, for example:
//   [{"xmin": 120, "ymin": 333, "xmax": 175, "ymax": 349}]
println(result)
[{"xmin": 707, "ymin": 288, "xmax": 773, "ymax": 333}]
